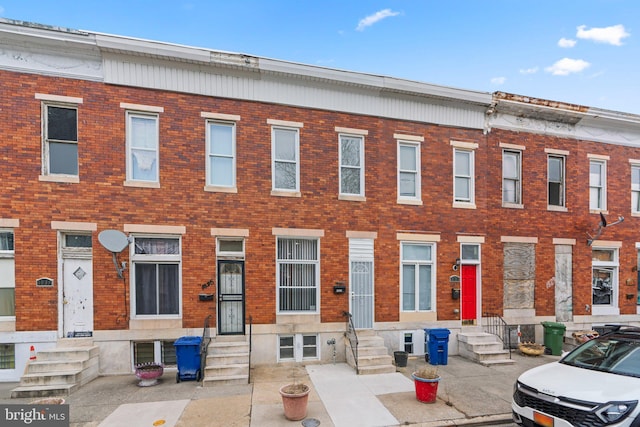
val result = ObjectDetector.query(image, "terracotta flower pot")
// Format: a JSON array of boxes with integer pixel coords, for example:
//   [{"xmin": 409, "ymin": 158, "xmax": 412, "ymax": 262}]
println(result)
[{"xmin": 279, "ymin": 383, "xmax": 310, "ymax": 421}]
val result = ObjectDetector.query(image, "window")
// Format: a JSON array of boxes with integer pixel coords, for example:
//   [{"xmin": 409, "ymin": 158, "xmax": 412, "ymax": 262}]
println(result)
[
  {"xmin": 398, "ymin": 142, "xmax": 420, "ymax": 200},
  {"xmin": 217, "ymin": 239, "xmax": 244, "ymax": 257},
  {"xmin": 339, "ymin": 134, "xmax": 364, "ymax": 196},
  {"xmin": 0, "ymin": 344, "xmax": 15, "ymax": 369},
  {"xmin": 592, "ymin": 248, "xmax": 618, "ymax": 314},
  {"xmin": 127, "ymin": 112, "xmax": 159, "ymax": 182},
  {"xmin": 277, "ymin": 238, "xmax": 319, "ymax": 313},
  {"xmin": 403, "ymin": 332, "xmax": 414, "ymax": 354},
  {"xmin": 206, "ymin": 121, "xmax": 236, "ymax": 187},
  {"xmin": 0, "ymin": 231, "xmax": 15, "ymax": 317},
  {"xmin": 43, "ymin": 104, "xmax": 78, "ymax": 176},
  {"xmin": 503, "ymin": 150, "xmax": 522, "ymax": 205},
  {"xmin": 132, "ymin": 237, "xmax": 181, "ymax": 317},
  {"xmin": 589, "ymin": 160, "xmax": 606, "ymax": 211},
  {"xmin": 461, "ymin": 244, "xmax": 480, "ymax": 262},
  {"xmin": 631, "ymin": 165, "xmax": 640, "ymax": 214},
  {"xmin": 272, "ymin": 127, "xmax": 299, "ymax": 191},
  {"xmin": 454, "ymin": 149, "xmax": 474, "ymax": 203},
  {"xmin": 278, "ymin": 334, "xmax": 318, "ymax": 361},
  {"xmin": 401, "ymin": 243, "xmax": 435, "ymax": 312},
  {"xmin": 133, "ymin": 340, "xmax": 176, "ymax": 366},
  {"xmin": 548, "ymin": 155, "xmax": 565, "ymax": 207}
]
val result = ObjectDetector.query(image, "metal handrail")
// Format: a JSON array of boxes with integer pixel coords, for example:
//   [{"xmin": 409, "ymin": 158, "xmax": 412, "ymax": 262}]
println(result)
[
  {"xmin": 200, "ymin": 314, "xmax": 212, "ymax": 382},
  {"xmin": 343, "ymin": 311, "xmax": 359, "ymax": 374},
  {"xmin": 482, "ymin": 312, "xmax": 512, "ymax": 358},
  {"xmin": 247, "ymin": 315, "xmax": 252, "ymax": 384}
]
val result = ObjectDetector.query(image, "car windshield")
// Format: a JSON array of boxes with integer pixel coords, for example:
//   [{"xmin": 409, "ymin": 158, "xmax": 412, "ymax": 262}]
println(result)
[{"xmin": 561, "ymin": 335, "xmax": 640, "ymax": 377}]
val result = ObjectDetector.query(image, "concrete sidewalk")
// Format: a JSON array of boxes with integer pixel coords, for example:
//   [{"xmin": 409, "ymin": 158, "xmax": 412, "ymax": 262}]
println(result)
[{"xmin": 0, "ymin": 352, "xmax": 557, "ymax": 427}]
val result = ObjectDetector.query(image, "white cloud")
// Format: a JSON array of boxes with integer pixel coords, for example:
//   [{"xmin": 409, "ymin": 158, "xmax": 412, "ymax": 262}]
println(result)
[
  {"xmin": 356, "ymin": 9, "xmax": 400, "ymax": 31},
  {"xmin": 576, "ymin": 24, "xmax": 630, "ymax": 46},
  {"xmin": 519, "ymin": 67, "xmax": 539, "ymax": 75},
  {"xmin": 0, "ymin": 6, "xmax": 4, "ymax": 15},
  {"xmin": 491, "ymin": 77, "xmax": 506, "ymax": 85},
  {"xmin": 545, "ymin": 58, "xmax": 590, "ymax": 76},
  {"xmin": 558, "ymin": 38, "xmax": 576, "ymax": 48}
]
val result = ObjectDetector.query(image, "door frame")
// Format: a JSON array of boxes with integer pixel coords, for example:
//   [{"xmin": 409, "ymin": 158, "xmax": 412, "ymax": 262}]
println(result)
[
  {"xmin": 58, "ymin": 232, "xmax": 94, "ymax": 338},
  {"xmin": 217, "ymin": 259, "xmax": 245, "ymax": 335},
  {"xmin": 348, "ymin": 238, "xmax": 375, "ymax": 330},
  {"xmin": 459, "ymin": 242, "xmax": 482, "ymax": 326}
]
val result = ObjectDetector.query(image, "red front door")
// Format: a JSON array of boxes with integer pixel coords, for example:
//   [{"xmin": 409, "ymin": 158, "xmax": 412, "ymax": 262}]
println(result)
[{"xmin": 461, "ymin": 265, "xmax": 477, "ymax": 323}]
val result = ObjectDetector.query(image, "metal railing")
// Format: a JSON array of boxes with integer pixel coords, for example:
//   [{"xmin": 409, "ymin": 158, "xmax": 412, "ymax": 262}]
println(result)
[
  {"xmin": 247, "ymin": 315, "xmax": 253, "ymax": 384},
  {"xmin": 343, "ymin": 311, "xmax": 359, "ymax": 374},
  {"xmin": 200, "ymin": 314, "xmax": 212, "ymax": 382},
  {"xmin": 483, "ymin": 312, "xmax": 512, "ymax": 358}
]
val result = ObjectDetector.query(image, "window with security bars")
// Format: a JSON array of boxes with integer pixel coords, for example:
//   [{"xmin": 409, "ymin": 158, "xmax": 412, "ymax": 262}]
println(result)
[
  {"xmin": 277, "ymin": 238, "xmax": 319, "ymax": 312},
  {"xmin": 0, "ymin": 344, "xmax": 15, "ymax": 369}
]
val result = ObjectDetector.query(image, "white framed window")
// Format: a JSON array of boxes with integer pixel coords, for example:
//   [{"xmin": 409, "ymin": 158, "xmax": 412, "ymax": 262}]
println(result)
[
  {"xmin": 339, "ymin": 134, "xmax": 365, "ymax": 196},
  {"xmin": 398, "ymin": 142, "xmax": 420, "ymax": 201},
  {"xmin": 461, "ymin": 243, "xmax": 480, "ymax": 263},
  {"xmin": 0, "ymin": 231, "xmax": 15, "ymax": 318},
  {"xmin": 217, "ymin": 238, "xmax": 244, "ymax": 258},
  {"xmin": 276, "ymin": 237, "xmax": 319, "ymax": 313},
  {"xmin": 454, "ymin": 149, "xmax": 474, "ymax": 204},
  {"xmin": 131, "ymin": 236, "xmax": 181, "ymax": 317},
  {"xmin": 133, "ymin": 340, "xmax": 176, "ymax": 367},
  {"xmin": 278, "ymin": 334, "xmax": 318, "ymax": 362},
  {"xmin": 127, "ymin": 112, "xmax": 159, "ymax": 183},
  {"xmin": 631, "ymin": 165, "xmax": 640, "ymax": 215},
  {"xmin": 401, "ymin": 242, "xmax": 435, "ymax": 312},
  {"xmin": 42, "ymin": 104, "xmax": 79, "ymax": 177},
  {"xmin": 502, "ymin": 150, "xmax": 522, "ymax": 205},
  {"xmin": 206, "ymin": 121, "xmax": 236, "ymax": 188},
  {"xmin": 400, "ymin": 330, "xmax": 425, "ymax": 355},
  {"xmin": 589, "ymin": 159, "xmax": 607, "ymax": 211},
  {"xmin": 548, "ymin": 155, "xmax": 565, "ymax": 208},
  {"xmin": 272, "ymin": 127, "xmax": 300, "ymax": 191},
  {"xmin": 592, "ymin": 247, "xmax": 619, "ymax": 315}
]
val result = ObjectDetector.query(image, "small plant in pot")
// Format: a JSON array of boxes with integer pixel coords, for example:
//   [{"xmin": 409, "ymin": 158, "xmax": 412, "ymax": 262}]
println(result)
[{"xmin": 411, "ymin": 366, "xmax": 440, "ymax": 404}]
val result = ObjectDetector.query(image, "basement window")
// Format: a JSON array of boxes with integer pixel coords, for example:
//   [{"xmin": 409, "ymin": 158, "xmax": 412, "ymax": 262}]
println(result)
[
  {"xmin": 0, "ymin": 344, "xmax": 15, "ymax": 369},
  {"xmin": 133, "ymin": 340, "xmax": 176, "ymax": 367},
  {"xmin": 278, "ymin": 334, "xmax": 319, "ymax": 362}
]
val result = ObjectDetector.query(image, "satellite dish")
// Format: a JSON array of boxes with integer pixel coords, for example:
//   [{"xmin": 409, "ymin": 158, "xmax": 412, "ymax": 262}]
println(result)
[
  {"xmin": 98, "ymin": 230, "xmax": 130, "ymax": 253},
  {"xmin": 98, "ymin": 230, "xmax": 131, "ymax": 278}
]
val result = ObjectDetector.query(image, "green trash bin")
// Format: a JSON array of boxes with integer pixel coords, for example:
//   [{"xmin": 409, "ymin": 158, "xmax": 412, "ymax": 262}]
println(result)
[{"xmin": 541, "ymin": 321, "xmax": 566, "ymax": 356}]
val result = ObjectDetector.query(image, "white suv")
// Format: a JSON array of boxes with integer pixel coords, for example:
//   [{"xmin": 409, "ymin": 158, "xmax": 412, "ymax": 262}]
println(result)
[{"xmin": 512, "ymin": 326, "xmax": 640, "ymax": 427}]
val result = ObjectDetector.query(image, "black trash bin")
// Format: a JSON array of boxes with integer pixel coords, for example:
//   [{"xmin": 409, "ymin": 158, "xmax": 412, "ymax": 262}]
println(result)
[
  {"xmin": 174, "ymin": 336, "xmax": 203, "ymax": 382},
  {"xmin": 393, "ymin": 351, "xmax": 408, "ymax": 367},
  {"xmin": 424, "ymin": 328, "xmax": 450, "ymax": 365}
]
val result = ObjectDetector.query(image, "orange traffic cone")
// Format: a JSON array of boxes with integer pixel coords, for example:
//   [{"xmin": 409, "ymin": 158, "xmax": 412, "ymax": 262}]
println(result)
[{"xmin": 29, "ymin": 345, "xmax": 36, "ymax": 361}]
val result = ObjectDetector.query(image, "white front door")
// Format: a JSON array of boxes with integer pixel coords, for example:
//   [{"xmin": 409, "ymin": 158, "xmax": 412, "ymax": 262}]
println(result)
[{"xmin": 62, "ymin": 256, "xmax": 93, "ymax": 337}]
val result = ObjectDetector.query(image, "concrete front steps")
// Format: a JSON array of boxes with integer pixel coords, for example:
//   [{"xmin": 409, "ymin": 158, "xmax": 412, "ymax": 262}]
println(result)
[
  {"xmin": 345, "ymin": 330, "xmax": 396, "ymax": 375},
  {"xmin": 202, "ymin": 335, "xmax": 250, "ymax": 387},
  {"xmin": 11, "ymin": 338, "xmax": 99, "ymax": 398},
  {"xmin": 458, "ymin": 330, "xmax": 515, "ymax": 366}
]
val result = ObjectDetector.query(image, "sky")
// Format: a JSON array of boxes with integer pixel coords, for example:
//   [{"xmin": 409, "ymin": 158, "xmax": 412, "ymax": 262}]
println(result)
[{"xmin": 1, "ymin": 1, "xmax": 639, "ymax": 115}]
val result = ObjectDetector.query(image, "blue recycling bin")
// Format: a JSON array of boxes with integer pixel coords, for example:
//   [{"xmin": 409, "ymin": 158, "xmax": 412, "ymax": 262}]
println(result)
[
  {"xmin": 174, "ymin": 336, "xmax": 202, "ymax": 382},
  {"xmin": 424, "ymin": 328, "xmax": 450, "ymax": 365}
]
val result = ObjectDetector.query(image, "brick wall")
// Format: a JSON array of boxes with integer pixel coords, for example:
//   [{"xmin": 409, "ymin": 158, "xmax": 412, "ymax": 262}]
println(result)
[{"xmin": 2, "ymin": 69, "xmax": 639, "ymax": 332}]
